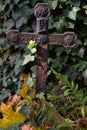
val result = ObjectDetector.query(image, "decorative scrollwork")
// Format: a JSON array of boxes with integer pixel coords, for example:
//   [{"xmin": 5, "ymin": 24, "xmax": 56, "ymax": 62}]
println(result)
[
  {"xmin": 64, "ymin": 32, "xmax": 77, "ymax": 48},
  {"xmin": 34, "ymin": 3, "xmax": 50, "ymax": 17},
  {"xmin": 6, "ymin": 30, "xmax": 20, "ymax": 45},
  {"xmin": 37, "ymin": 18, "xmax": 48, "ymax": 33}
]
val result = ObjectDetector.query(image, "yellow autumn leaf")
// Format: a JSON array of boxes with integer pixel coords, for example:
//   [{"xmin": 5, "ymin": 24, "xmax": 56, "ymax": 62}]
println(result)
[
  {"xmin": 0, "ymin": 102, "xmax": 26, "ymax": 129},
  {"xmin": 30, "ymin": 87, "xmax": 36, "ymax": 99},
  {"xmin": 20, "ymin": 85, "xmax": 35, "ymax": 100},
  {"xmin": 20, "ymin": 85, "xmax": 30, "ymax": 100}
]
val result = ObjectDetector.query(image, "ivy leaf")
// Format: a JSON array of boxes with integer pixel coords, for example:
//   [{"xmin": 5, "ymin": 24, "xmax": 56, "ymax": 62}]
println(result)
[
  {"xmin": 26, "ymin": 76, "xmax": 35, "ymax": 87},
  {"xmin": 68, "ymin": 7, "xmax": 80, "ymax": 20},
  {"xmin": 16, "ymin": 17, "xmax": 28, "ymax": 28},
  {"xmin": 51, "ymin": 0, "xmax": 59, "ymax": 10},
  {"xmin": 3, "ymin": 19, "xmax": 14, "ymax": 31},
  {"xmin": 44, "ymin": 0, "xmax": 58, "ymax": 10},
  {"xmin": 83, "ymin": 5, "xmax": 87, "ymax": 9},
  {"xmin": 18, "ymin": 0, "xmax": 30, "ymax": 8},
  {"xmin": 0, "ymin": 2, "xmax": 4, "ymax": 12},
  {"xmin": 14, "ymin": 0, "xmax": 20, "ymax": 4},
  {"xmin": 8, "ymin": 125, "xmax": 20, "ymax": 130},
  {"xmin": 54, "ymin": 19, "xmax": 66, "ymax": 32},
  {"xmin": 28, "ymin": 40, "xmax": 37, "ymax": 50},
  {"xmin": 12, "ymin": 11, "xmax": 21, "ymax": 20},
  {"xmin": 0, "ymin": 90, "xmax": 11, "ymax": 101},
  {"xmin": 82, "ymin": 69, "xmax": 87, "ymax": 80},
  {"xmin": 22, "ymin": 55, "xmax": 35, "ymax": 65},
  {"xmin": 31, "ymin": 48, "xmax": 36, "ymax": 54},
  {"xmin": 20, "ymin": 6, "xmax": 33, "ymax": 17}
]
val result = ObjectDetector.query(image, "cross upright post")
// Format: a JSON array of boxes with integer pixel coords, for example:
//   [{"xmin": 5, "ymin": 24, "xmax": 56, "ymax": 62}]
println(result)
[
  {"xmin": 6, "ymin": 3, "xmax": 77, "ymax": 95},
  {"xmin": 34, "ymin": 3, "xmax": 50, "ymax": 94}
]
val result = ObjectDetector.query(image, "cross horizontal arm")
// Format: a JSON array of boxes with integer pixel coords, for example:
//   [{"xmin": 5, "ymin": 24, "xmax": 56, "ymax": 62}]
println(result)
[
  {"xmin": 6, "ymin": 30, "xmax": 77, "ymax": 48},
  {"xmin": 6, "ymin": 30, "xmax": 37, "ymax": 45},
  {"xmin": 49, "ymin": 32, "xmax": 77, "ymax": 48}
]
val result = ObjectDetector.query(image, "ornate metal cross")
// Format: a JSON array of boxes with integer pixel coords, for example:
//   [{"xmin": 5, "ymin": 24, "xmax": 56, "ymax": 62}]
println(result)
[{"xmin": 6, "ymin": 3, "xmax": 77, "ymax": 94}]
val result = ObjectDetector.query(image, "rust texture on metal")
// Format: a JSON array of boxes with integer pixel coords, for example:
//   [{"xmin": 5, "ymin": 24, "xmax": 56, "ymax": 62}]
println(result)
[
  {"xmin": 34, "ymin": 3, "xmax": 50, "ymax": 94},
  {"xmin": 36, "ymin": 44, "xmax": 48, "ymax": 93},
  {"xmin": 6, "ymin": 3, "xmax": 77, "ymax": 95},
  {"xmin": 6, "ymin": 30, "xmax": 77, "ymax": 48},
  {"xmin": 49, "ymin": 32, "xmax": 77, "ymax": 48},
  {"xmin": 63, "ymin": 32, "xmax": 77, "ymax": 48},
  {"xmin": 6, "ymin": 30, "xmax": 37, "ymax": 45}
]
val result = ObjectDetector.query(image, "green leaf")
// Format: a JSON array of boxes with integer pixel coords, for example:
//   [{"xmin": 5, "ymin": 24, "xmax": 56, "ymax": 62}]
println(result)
[
  {"xmin": 18, "ymin": 0, "xmax": 30, "ymax": 8},
  {"xmin": 16, "ymin": 17, "xmax": 27, "ymax": 28},
  {"xmin": 82, "ymin": 69, "xmax": 87, "ymax": 80},
  {"xmin": 31, "ymin": 48, "xmax": 36, "ymax": 54},
  {"xmin": 54, "ymin": 19, "xmax": 66, "ymax": 32},
  {"xmin": 0, "ymin": 90, "xmax": 11, "ymax": 101},
  {"xmin": 20, "ymin": 6, "xmax": 33, "ymax": 17},
  {"xmin": 0, "ymin": 2, "xmax": 4, "ymax": 12},
  {"xmin": 44, "ymin": 0, "xmax": 58, "ymax": 10},
  {"xmin": 8, "ymin": 125, "xmax": 20, "ymax": 130},
  {"xmin": 26, "ymin": 77, "xmax": 34, "ymax": 87},
  {"xmin": 83, "ymin": 5, "xmax": 87, "ymax": 9},
  {"xmin": 28, "ymin": 40, "xmax": 37, "ymax": 50},
  {"xmin": 3, "ymin": 19, "xmax": 14, "ymax": 31},
  {"xmin": 12, "ymin": 11, "xmax": 21, "ymax": 20},
  {"xmin": 67, "ymin": 22, "xmax": 74, "ymax": 29},
  {"xmin": 83, "ymin": 96, "xmax": 87, "ymax": 104},
  {"xmin": 51, "ymin": 0, "xmax": 59, "ymax": 10},
  {"xmin": 14, "ymin": 0, "xmax": 20, "ymax": 4},
  {"xmin": 22, "ymin": 55, "xmax": 35, "ymax": 65},
  {"xmin": 36, "ymin": 92, "xmax": 45, "ymax": 99},
  {"xmin": 68, "ymin": 7, "xmax": 80, "ymax": 20},
  {"xmin": 19, "ymin": 105, "xmax": 30, "ymax": 119}
]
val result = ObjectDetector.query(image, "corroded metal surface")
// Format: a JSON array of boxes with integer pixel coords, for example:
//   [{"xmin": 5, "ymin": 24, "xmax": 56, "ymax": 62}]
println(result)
[
  {"xmin": 34, "ymin": 3, "xmax": 50, "ymax": 18},
  {"xmin": 49, "ymin": 32, "xmax": 77, "ymax": 48},
  {"xmin": 6, "ymin": 30, "xmax": 37, "ymax": 45},
  {"xmin": 6, "ymin": 31, "xmax": 77, "ymax": 47},
  {"xmin": 63, "ymin": 32, "xmax": 77, "ymax": 48},
  {"xmin": 36, "ymin": 44, "xmax": 48, "ymax": 94},
  {"xmin": 37, "ymin": 18, "xmax": 49, "ymax": 33},
  {"xmin": 34, "ymin": 3, "xmax": 50, "ymax": 94},
  {"xmin": 6, "ymin": 3, "xmax": 77, "ymax": 95},
  {"xmin": 6, "ymin": 30, "xmax": 20, "ymax": 45}
]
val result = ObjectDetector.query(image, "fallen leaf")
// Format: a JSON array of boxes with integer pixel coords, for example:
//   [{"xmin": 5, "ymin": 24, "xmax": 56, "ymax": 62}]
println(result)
[
  {"xmin": 0, "ymin": 103, "xmax": 26, "ymax": 129},
  {"xmin": 20, "ymin": 85, "xmax": 35, "ymax": 100},
  {"xmin": 20, "ymin": 85, "xmax": 30, "ymax": 100}
]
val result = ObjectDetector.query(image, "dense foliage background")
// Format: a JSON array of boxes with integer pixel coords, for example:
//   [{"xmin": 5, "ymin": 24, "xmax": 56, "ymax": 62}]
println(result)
[{"xmin": 0, "ymin": 0, "xmax": 87, "ymax": 129}]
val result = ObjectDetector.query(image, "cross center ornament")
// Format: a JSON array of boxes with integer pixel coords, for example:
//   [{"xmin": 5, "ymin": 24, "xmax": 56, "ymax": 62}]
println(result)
[{"xmin": 6, "ymin": 3, "xmax": 77, "ymax": 95}]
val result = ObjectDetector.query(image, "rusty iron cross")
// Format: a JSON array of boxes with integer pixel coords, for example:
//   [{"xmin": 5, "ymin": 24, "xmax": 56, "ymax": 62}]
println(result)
[{"xmin": 6, "ymin": 3, "xmax": 77, "ymax": 95}]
